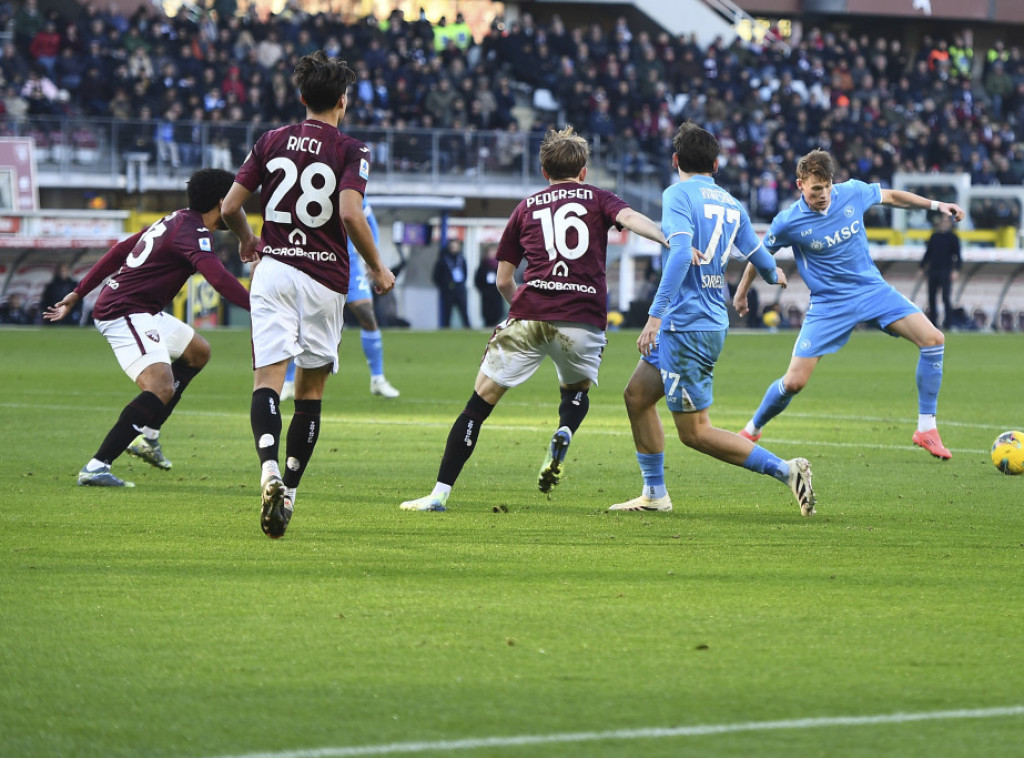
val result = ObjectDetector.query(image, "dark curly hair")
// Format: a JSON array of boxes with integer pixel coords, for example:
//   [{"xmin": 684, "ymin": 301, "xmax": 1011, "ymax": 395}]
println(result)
[{"xmin": 186, "ymin": 168, "xmax": 235, "ymax": 213}]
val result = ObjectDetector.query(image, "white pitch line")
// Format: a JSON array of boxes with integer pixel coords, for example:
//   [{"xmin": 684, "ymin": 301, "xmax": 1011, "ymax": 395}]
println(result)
[{"xmin": 204, "ymin": 705, "xmax": 1024, "ymax": 758}]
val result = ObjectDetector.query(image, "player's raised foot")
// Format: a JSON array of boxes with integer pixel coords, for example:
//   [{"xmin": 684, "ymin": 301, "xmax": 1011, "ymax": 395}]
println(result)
[
  {"xmin": 608, "ymin": 494, "xmax": 673, "ymax": 512},
  {"xmin": 538, "ymin": 426, "xmax": 572, "ymax": 494},
  {"xmin": 77, "ymin": 464, "xmax": 134, "ymax": 488},
  {"xmin": 738, "ymin": 428, "xmax": 761, "ymax": 443},
  {"xmin": 912, "ymin": 429, "xmax": 952, "ymax": 460},
  {"xmin": 126, "ymin": 434, "xmax": 172, "ymax": 470},
  {"xmin": 786, "ymin": 458, "xmax": 816, "ymax": 516},
  {"xmin": 370, "ymin": 376, "xmax": 400, "ymax": 398},
  {"xmin": 260, "ymin": 475, "xmax": 292, "ymax": 538},
  {"xmin": 280, "ymin": 380, "xmax": 295, "ymax": 402},
  {"xmin": 400, "ymin": 492, "xmax": 448, "ymax": 512}
]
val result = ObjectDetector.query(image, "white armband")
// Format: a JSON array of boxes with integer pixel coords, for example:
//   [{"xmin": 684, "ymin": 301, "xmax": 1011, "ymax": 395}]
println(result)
[{"xmin": 930, "ymin": 200, "xmax": 940, "ymax": 211}]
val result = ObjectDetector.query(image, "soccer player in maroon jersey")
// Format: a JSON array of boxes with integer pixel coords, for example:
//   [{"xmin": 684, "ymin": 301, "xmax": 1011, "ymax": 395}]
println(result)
[
  {"xmin": 221, "ymin": 51, "xmax": 395, "ymax": 538},
  {"xmin": 400, "ymin": 126, "xmax": 668, "ymax": 512},
  {"xmin": 43, "ymin": 168, "xmax": 252, "ymax": 487}
]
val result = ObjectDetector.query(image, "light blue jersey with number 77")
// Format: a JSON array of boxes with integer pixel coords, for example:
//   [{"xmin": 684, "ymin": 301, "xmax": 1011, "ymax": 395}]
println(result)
[{"xmin": 650, "ymin": 174, "xmax": 767, "ymax": 332}]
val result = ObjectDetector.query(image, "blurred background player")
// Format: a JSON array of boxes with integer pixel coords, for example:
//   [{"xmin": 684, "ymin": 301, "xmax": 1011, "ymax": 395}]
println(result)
[
  {"xmin": 44, "ymin": 168, "xmax": 251, "ymax": 487},
  {"xmin": 400, "ymin": 126, "xmax": 667, "ymax": 512},
  {"xmin": 609, "ymin": 122, "xmax": 812, "ymax": 516},
  {"xmin": 222, "ymin": 51, "xmax": 394, "ymax": 538},
  {"xmin": 281, "ymin": 196, "xmax": 400, "ymax": 401},
  {"xmin": 920, "ymin": 213, "xmax": 962, "ymax": 331},
  {"xmin": 732, "ymin": 149, "xmax": 965, "ymax": 460},
  {"xmin": 433, "ymin": 237, "xmax": 470, "ymax": 328}
]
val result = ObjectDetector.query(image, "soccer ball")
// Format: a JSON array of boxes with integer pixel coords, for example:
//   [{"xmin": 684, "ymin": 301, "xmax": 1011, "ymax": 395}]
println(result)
[{"xmin": 990, "ymin": 431, "xmax": 1024, "ymax": 475}]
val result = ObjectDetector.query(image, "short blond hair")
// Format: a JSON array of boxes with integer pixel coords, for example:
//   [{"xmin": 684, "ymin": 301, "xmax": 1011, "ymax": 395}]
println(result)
[
  {"xmin": 539, "ymin": 126, "xmax": 590, "ymax": 180},
  {"xmin": 796, "ymin": 149, "xmax": 836, "ymax": 182}
]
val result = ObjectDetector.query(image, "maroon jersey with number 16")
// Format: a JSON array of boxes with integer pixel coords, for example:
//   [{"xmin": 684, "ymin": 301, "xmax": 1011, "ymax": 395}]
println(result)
[
  {"xmin": 497, "ymin": 183, "xmax": 628, "ymax": 330},
  {"xmin": 234, "ymin": 119, "xmax": 371, "ymax": 294}
]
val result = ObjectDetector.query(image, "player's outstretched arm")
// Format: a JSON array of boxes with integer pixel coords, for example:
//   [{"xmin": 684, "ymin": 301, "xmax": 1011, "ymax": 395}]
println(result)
[
  {"xmin": 495, "ymin": 260, "xmax": 517, "ymax": 304},
  {"xmin": 341, "ymin": 189, "xmax": 394, "ymax": 295},
  {"xmin": 43, "ymin": 229, "xmax": 147, "ymax": 321},
  {"xmin": 732, "ymin": 262, "xmax": 758, "ymax": 317},
  {"xmin": 221, "ymin": 182, "xmax": 260, "ymax": 263},
  {"xmin": 880, "ymin": 189, "xmax": 966, "ymax": 222},
  {"xmin": 43, "ymin": 291, "xmax": 81, "ymax": 322},
  {"xmin": 616, "ymin": 208, "xmax": 669, "ymax": 248},
  {"xmin": 195, "ymin": 256, "xmax": 251, "ymax": 311}
]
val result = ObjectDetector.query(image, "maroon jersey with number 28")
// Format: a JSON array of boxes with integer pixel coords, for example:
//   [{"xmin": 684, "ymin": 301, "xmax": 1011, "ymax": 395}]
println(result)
[{"xmin": 234, "ymin": 119, "xmax": 371, "ymax": 294}]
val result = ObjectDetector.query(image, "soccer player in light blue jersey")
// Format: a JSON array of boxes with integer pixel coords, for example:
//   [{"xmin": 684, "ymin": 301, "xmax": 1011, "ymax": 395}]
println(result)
[
  {"xmin": 609, "ymin": 122, "xmax": 816, "ymax": 516},
  {"xmin": 732, "ymin": 149, "xmax": 965, "ymax": 460},
  {"xmin": 281, "ymin": 197, "xmax": 400, "ymax": 400}
]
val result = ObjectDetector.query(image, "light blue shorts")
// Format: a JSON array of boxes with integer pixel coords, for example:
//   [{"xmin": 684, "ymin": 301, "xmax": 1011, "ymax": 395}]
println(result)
[
  {"xmin": 348, "ymin": 250, "xmax": 372, "ymax": 302},
  {"xmin": 643, "ymin": 329, "xmax": 727, "ymax": 413},
  {"xmin": 793, "ymin": 285, "xmax": 919, "ymax": 358}
]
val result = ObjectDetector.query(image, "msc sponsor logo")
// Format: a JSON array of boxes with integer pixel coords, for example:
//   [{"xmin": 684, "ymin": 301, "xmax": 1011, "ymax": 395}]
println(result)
[{"xmin": 824, "ymin": 220, "xmax": 862, "ymax": 246}]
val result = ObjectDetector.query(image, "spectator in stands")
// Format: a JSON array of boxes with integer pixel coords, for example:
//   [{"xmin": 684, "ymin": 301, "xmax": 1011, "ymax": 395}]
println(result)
[
  {"xmin": 155, "ymin": 104, "xmax": 182, "ymax": 169},
  {"xmin": 2, "ymin": 83, "xmax": 29, "ymax": 123},
  {"xmin": 920, "ymin": 214, "xmax": 961, "ymax": 330},
  {"xmin": 984, "ymin": 61, "xmax": 1013, "ymax": 119},
  {"xmin": 13, "ymin": 0, "xmax": 45, "ymax": 56},
  {"xmin": 433, "ymin": 237, "xmax": 470, "ymax": 328},
  {"xmin": 474, "ymin": 243, "xmax": 505, "ymax": 327},
  {"xmin": 0, "ymin": 292, "xmax": 32, "ymax": 324},
  {"xmin": 29, "ymin": 19, "xmax": 60, "ymax": 77},
  {"xmin": 41, "ymin": 263, "xmax": 80, "ymax": 325}
]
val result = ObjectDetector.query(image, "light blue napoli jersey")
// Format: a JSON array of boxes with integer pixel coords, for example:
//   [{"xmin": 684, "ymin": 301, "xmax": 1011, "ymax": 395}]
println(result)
[
  {"xmin": 765, "ymin": 179, "xmax": 884, "ymax": 300},
  {"xmin": 346, "ymin": 199, "xmax": 379, "ymax": 297},
  {"xmin": 650, "ymin": 175, "xmax": 764, "ymax": 331}
]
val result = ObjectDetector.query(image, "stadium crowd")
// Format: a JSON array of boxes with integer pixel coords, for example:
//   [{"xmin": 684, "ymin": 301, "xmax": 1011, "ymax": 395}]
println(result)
[{"xmin": 0, "ymin": 2, "xmax": 1022, "ymax": 226}]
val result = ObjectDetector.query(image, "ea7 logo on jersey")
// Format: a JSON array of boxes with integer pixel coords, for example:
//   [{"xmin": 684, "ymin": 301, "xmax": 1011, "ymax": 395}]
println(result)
[
  {"xmin": 824, "ymin": 220, "xmax": 862, "ymax": 246},
  {"xmin": 800, "ymin": 228, "xmax": 813, "ymax": 237}
]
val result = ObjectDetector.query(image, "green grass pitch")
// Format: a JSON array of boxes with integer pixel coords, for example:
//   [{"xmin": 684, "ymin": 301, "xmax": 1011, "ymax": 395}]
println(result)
[{"xmin": 2, "ymin": 326, "xmax": 1023, "ymax": 757}]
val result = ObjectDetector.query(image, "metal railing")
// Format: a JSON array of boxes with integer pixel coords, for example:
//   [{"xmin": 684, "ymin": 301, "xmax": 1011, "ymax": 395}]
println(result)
[{"xmin": 18, "ymin": 116, "xmax": 664, "ymax": 212}]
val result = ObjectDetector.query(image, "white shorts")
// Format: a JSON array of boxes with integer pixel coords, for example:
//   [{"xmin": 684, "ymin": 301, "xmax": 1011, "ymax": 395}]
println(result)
[
  {"xmin": 250, "ymin": 256, "xmax": 347, "ymax": 372},
  {"xmin": 480, "ymin": 319, "xmax": 606, "ymax": 388},
  {"xmin": 95, "ymin": 311, "xmax": 195, "ymax": 381}
]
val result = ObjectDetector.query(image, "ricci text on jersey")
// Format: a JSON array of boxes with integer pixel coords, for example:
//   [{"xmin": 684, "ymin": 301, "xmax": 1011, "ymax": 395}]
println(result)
[{"xmin": 286, "ymin": 136, "xmax": 323, "ymax": 155}]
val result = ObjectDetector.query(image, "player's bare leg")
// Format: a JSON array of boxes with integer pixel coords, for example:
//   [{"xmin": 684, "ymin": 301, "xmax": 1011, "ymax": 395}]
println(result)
[
  {"xmin": 740, "ymin": 355, "xmax": 819, "ymax": 441},
  {"xmin": 610, "ymin": 360, "xmax": 673, "ymax": 512},
  {"xmin": 348, "ymin": 298, "xmax": 399, "ymax": 398},
  {"xmin": 128, "ymin": 334, "xmax": 211, "ymax": 470},
  {"xmin": 887, "ymin": 312, "xmax": 951, "ymax": 459},
  {"xmin": 673, "ymin": 408, "xmax": 816, "ymax": 516}
]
